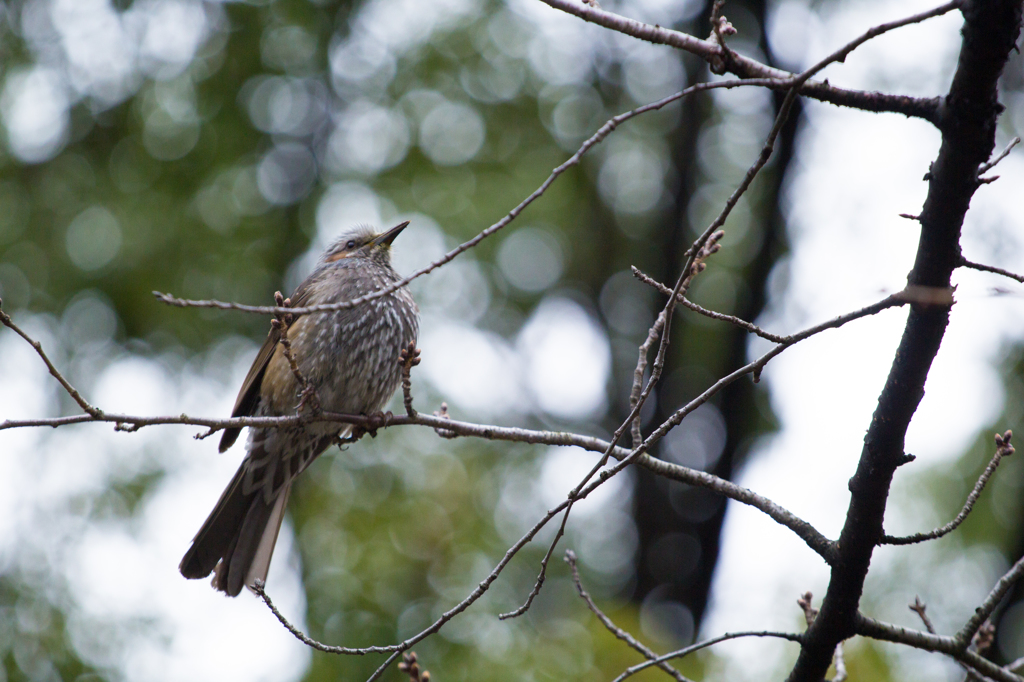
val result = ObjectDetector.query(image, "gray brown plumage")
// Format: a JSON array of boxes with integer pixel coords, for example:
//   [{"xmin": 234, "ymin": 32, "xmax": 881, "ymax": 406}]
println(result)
[{"xmin": 179, "ymin": 222, "xmax": 419, "ymax": 596}]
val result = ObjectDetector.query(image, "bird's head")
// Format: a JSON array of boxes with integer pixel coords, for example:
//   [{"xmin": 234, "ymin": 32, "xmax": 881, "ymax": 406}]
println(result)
[{"xmin": 321, "ymin": 221, "xmax": 410, "ymax": 267}]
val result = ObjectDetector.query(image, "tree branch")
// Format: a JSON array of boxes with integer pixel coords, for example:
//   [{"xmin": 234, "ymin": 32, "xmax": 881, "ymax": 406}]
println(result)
[
  {"xmin": 253, "ymin": 580, "xmax": 401, "ymax": 655},
  {"xmin": 610, "ymin": 630, "xmax": 803, "ymax": 682},
  {"xmin": 855, "ymin": 614, "xmax": 1024, "ymax": 682},
  {"xmin": 535, "ymin": 0, "xmax": 956, "ymax": 124},
  {"xmin": 956, "ymin": 553, "xmax": 1024, "ymax": 649},
  {"xmin": 0, "ymin": 301, "xmax": 104, "ymax": 419},
  {"xmin": 960, "ymin": 257, "xmax": 1024, "ymax": 284},
  {"xmin": 882, "ymin": 431, "xmax": 1013, "ymax": 545},
  {"xmin": 787, "ymin": 0, "xmax": 1023, "ymax": 678},
  {"xmin": 505, "ymin": 60, "xmax": 806, "ymax": 620}
]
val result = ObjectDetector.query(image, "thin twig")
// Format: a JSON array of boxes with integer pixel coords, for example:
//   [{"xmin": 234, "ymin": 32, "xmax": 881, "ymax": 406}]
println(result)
[
  {"xmin": 399, "ymin": 342, "xmax": 420, "ymax": 417},
  {"xmin": 630, "ymin": 310, "xmax": 666, "ymax": 448},
  {"xmin": 627, "ymin": 234, "xmax": 724, "ymax": 455},
  {"xmin": 565, "ymin": 550, "xmax": 692, "ymax": 682},
  {"xmin": 632, "ymin": 267, "xmax": 786, "ymax": 343},
  {"xmin": 610, "ymin": 631, "xmax": 803, "ymax": 682},
  {"xmin": 252, "ymin": 580, "xmax": 401, "ymax": 654},
  {"xmin": 956, "ymin": 553, "xmax": 1024, "ymax": 649},
  {"xmin": 497, "ymin": 513, "xmax": 567, "ymax": 619},
  {"xmin": 640, "ymin": 292, "xmax": 906, "ymax": 454},
  {"xmin": 883, "ymin": 431, "xmax": 1013, "ymax": 545},
  {"xmin": 271, "ymin": 292, "xmax": 304, "ymax": 386},
  {"xmin": 855, "ymin": 614, "xmax": 1024, "ymax": 682},
  {"xmin": 798, "ymin": 0, "xmax": 963, "ymax": 78},
  {"xmin": 502, "ymin": 230, "xmax": 724, "ymax": 620},
  {"xmin": 271, "ymin": 292, "xmax": 320, "ymax": 413},
  {"xmin": 3, "ymin": 291, "xmax": 903, "ymax": 568},
  {"xmin": 960, "ymin": 257, "xmax": 1024, "ymax": 284},
  {"xmin": 153, "ymin": 79, "xmax": 778, "ymax": 321},
  {"xmin": 0, "ymin": 301, "xmax": 103, "ymax": 418},
  {"xmin": 798, "ymin": 592, "xmax": 818, "ymax": 626},
  {"xmin": 5, "ymin": 294, "xmax": 867, "ymax": 681},
  {"xmin": 535, "ymin": 0, "xmax": 953, "ymax": 124},
  {"xmin": 797, "ymin": 591, "xmax": 847, "ymax": 679},
  {"xmin": 978, "ymin": 136, "xmax": 1020, "ymax": 174}
]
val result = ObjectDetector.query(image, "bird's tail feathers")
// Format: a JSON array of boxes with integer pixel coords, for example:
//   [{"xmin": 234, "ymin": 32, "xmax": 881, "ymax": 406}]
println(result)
[{"xmin": 179, "ymin": 461, "xmax": 292, "ymax": 597}]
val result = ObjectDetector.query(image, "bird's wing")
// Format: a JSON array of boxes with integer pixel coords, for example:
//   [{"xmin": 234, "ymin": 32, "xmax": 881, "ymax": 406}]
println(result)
[{"xmin": 217, "ymin": 281, "xmax": 316, "ymax": 453}]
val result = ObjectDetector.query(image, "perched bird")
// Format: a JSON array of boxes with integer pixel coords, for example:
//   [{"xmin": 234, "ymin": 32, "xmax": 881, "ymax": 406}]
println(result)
[{"xmin": 179, "ymin": 222, "xmax": 419, "ymax": 596}]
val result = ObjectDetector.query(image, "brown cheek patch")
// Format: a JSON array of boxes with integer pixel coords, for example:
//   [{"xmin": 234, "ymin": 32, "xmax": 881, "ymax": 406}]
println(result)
[{"xmin": 325, "ymin": 251, "xmax": 350, "ymax": 262}]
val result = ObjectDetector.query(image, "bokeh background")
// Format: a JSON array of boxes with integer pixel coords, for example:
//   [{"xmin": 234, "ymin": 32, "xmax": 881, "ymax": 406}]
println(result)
[{"xmin": 0, "ymin": 0, "xmax": 1023, "ymax": 680}]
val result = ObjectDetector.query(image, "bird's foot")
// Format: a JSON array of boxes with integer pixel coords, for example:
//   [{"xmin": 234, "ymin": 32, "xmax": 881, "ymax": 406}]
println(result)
[
  {"xmin": 296, "ymin": 384, "xmax": 322, "ymax": 416},
  {"xmin": 362, "ymin": 410, "xmax": 394, "ymax": 437}
]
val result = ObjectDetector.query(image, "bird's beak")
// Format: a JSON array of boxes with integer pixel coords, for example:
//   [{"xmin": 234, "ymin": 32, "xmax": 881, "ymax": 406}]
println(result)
[{"xmin": 373, "ymin": 221, "xmax": 410, "ymax": 248}]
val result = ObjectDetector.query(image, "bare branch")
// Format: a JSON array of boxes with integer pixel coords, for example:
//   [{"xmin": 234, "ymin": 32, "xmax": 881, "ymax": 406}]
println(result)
[
  {"xmin": 978, "ymin": 136, "xmax": 1020, "ymax": 174},
  {"xmin": 511, "ymin": 67, "xmax": 800, "ymax": 613},
  {"xmin": 611, "ymin": 630, "xmax": 803, "ymax": 682},
  {"xmin": 496, "ymin": 514, "xmax": 567, "ymax": 620},
  {"xmin": 398, "ymin": 342, "xmax": 421, "ymax": 417},
  {"xmin": 252, "ymin": 580, "xmax": 401, "ymax": 655},
  {"xmin": 0, "ymin": 300, "xmax": 103, "ymax": 419},
  {"xmin": 4, "ymin": 287, "xmax": 908, "ymax": 574},
  {"xmin": 956, "ymin": 553, "xmax": 1024, "ymax": 649},
  {"xmin": 960, "ymin": 257, "xmax": 1024, "ymax": 284},
  {"xmin": 636, "ymin": 433, "xmax": 837, "ymax": 564},
  {"xmin": 855, "ymin": 614, "xmax": 1023, "ymax": 682},
  {"xmin": 632, "ymin": 267, "xmax": 786, "ymax": 343},
  {"xmin": 271, "ymin": 292, "xmax": 321, "ymax": 413},
  {"xmin": 565, "ymin": 550, "xmax": 692, "ymax": 682},
  {"xmin": 799, "ymin": 0, "xmax": 962, "ymax": 78},
  {"xmin": 910, "ymin": 596, "xmax": 937, "ymax": 634},
  {"xmin": 798, "ymin": 592, "xmax": 818, "ymax": 626},
  {"xmin": 535, "ymin": 0, "xmax": 954, "ymax": 123},
  {"xmin": 505, "ymin": 230, "xmax": 726, "ymax": 620},
  {"xmin": 883, "ymin": 430, "xmax": 1013, "ymax": 545},
  {"xmin": 630, "ymin": 310, "xmax": 666, "ymax": 448}
]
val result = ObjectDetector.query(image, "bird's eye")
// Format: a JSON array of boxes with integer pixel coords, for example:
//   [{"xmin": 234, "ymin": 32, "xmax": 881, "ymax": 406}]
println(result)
[{"xmin": 346, "ymin": 240, "xmax": 356, "ymax": 249}]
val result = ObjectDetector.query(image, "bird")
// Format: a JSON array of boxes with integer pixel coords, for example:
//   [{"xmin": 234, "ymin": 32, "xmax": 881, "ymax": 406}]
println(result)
[{"xmin": 179, "ymin": 221, "xmax": 419, "ymax": 596}]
